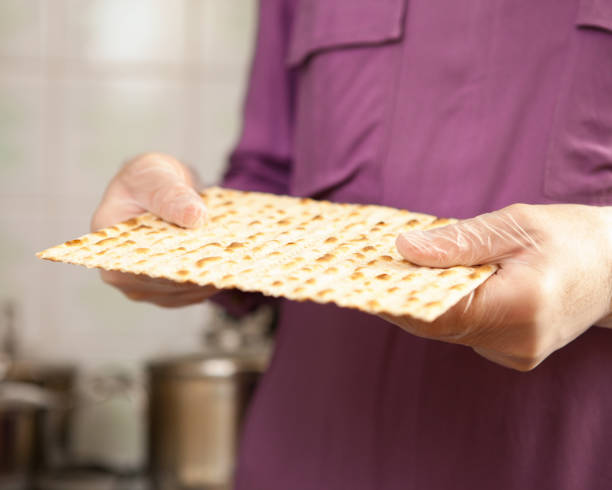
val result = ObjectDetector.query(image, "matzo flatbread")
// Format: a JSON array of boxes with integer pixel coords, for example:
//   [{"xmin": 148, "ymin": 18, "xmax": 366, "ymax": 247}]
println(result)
[{"xmin": 37, "ymin": 187, "xmax": 496, "ymax": 321}]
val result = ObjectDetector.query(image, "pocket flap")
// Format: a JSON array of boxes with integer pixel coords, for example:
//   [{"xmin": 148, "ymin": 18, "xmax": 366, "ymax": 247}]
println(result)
[
  {"xmin": 576, "ymin": 0, "xmax": 612, "ymax": 31},
  {"xmin": 287, "ymin": 0, "xmax": 407, "ymax": 67}
]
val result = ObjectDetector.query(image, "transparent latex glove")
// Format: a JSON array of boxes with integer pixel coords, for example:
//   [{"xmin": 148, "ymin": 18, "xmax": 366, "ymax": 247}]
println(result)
[
  {"xmin": 91, "ymin": 152, "xmax": 218, "ymax": 307},
  {"xmin": 385, "ymin": 203, "xmax": 612, "ymax": 371}
]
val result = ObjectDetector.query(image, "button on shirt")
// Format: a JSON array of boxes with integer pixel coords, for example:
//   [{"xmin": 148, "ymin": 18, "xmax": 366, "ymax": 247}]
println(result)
[{"xmin": 220, "ymin": 0, "xmax": 612, "ymax": 488}]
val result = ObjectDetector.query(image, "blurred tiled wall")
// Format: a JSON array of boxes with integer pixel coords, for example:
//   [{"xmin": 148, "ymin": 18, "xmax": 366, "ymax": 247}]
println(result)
[{"xmin": 0, "ymin": 0, "xmax": 257, "ymax": 366}]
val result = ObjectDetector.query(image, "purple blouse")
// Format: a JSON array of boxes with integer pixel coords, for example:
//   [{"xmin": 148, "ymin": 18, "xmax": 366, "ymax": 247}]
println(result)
[{"xmin": 219, "ymin": 0, "xmax": 612, "ymax": 488}]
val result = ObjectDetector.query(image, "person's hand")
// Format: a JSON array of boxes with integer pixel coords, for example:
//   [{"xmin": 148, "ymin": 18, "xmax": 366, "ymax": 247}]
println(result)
[
  {"xmin": 91, "ymin": 152, "xmax": 218, "ymax": 307},
  {"xmin": 386, "ymin": 203, "xmax": 612, "ymax": 371}
]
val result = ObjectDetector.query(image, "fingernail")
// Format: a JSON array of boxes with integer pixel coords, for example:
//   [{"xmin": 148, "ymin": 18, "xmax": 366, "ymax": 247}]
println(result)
[{"xmin": 185, "ymin": 200, "xmax": 207, "ymax": 228}]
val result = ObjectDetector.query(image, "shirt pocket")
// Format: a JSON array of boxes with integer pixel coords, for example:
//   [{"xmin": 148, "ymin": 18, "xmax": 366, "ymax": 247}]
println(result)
[
  {"xmin": 287, "ymin": 0, "xmax": 407, "ymax": 202},
  {"xmin": 544, "ymin": 0, "xmax": 612, "ymax": 204}
]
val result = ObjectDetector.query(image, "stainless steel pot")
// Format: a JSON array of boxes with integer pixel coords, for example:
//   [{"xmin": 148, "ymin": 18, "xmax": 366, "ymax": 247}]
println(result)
[
  {"xmin": 0, "ymin": 381, "xmax": 63, "ymax": 490},
  {"xmin": 0, "ymin": 362, "xmax": 76, "ymax": 489},
  {"xmin": 147, "ymin": 352, "xmax": 268, "ymax": 490},
  {"xmin": 0, "ymin": 387, "xmax": 39, "ymax": 490},
  {"xmin": 4, "ymin": 362, "xmax": 76, "ymax": 469}
]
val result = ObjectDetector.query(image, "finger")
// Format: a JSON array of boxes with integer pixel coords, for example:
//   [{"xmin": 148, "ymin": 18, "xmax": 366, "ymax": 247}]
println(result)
[
  {"xmin": 100, "ymin": 270, "xmax": 199, "ymax": 291},
  {"xmin": 100, "ymin": 270, "xmax": 204, "ymax": 293},
  {"xmin": 141, "ymin": 287, "xmax": 219, "ymax": 308},
  {"xmin": 121, "ymin": 154, "xmax": 207, "ymax": 229},
  {"xmin": 381, "ymin": 262, "xmax": 545, "ymax": 363},
  {"xmin": 91, "ymin": 189, "xmax": 145, "ymax": 231},
  {"xmin": 395, "ymin": 204, "xmax": 541, "ymax": 268},
  {"xmin": 101, "ymin": 271, "xmax": 218, "ymax": 305},
  {"xmin": 126, "ymin": 285, "xmax": 219, "ymax": 307},
  {"xmin": 472, "ymin": 346, "xmax": 544, "ymax": 372}
]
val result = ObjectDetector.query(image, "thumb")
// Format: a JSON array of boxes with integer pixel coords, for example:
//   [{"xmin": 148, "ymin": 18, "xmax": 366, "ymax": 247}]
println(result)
[
  {"xmin": 396, "ymin": 205, "xmax": 538, "ymax": 267},
  {"xmin": 121, "ymin": 153, "xmax": 207, "ymax": 228}
]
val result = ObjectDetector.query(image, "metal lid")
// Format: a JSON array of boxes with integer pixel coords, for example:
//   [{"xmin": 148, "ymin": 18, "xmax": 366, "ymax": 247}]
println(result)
[
  {"xmin": 147, "ymin": 350, "xmax": 269, "ymax": 379},
  {"xmin": 0, "ymin": 381, "xmax": 62, "ymax": 411},
  {"xmin": 5, "ymin": 361, "xmax": 76, "ymax": 384}
]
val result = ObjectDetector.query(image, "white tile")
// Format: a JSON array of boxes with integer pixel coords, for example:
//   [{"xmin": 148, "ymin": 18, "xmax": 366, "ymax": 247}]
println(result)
[
  {"xmin": 34, "ymin": 263, "xmax": 209, "ymax": 365},
  {"xmin": 0, "ymin": 196, "xmax": 57, "ymax": 358},
  {"xmin": 56, "ymin": 78, "xmax": 190, "ymax": 199},
  {"xmin": 199, "ymin": 0, "xmax": 257, "ymax": 70},
  {"xmin": 0, "ymin": 0, "xmax": 43, "ymax": 58},
  {"xmin": 197, "ymin": 77, "xmax": 248, "ymax": 183},
  {"xmin": 60, "ymin": 0, "xmax": 185, "ymax": 64},
  {"xmin": 183, "ymin": 0, "xmax": 206, "ymax": 63},
  {"xmin": 0, "ymin": 76, "xmax": 45, "ymax": 196}
]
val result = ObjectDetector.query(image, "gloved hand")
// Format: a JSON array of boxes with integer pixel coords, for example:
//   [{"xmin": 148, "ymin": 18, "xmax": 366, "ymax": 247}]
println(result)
[
  {"xmin": 91, "ymin": 152, "xmax": 218, "ymax": 307},
  {"xmin": 388, "ymin": 203, "xmax": 612, "ymax": 371}
]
